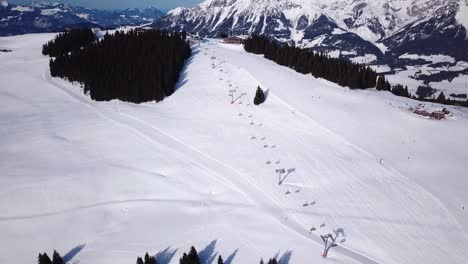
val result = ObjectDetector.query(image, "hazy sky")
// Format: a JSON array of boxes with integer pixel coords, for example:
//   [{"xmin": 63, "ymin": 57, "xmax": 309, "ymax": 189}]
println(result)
[{"xmin": 9, "ymin": 0, "xmax": 203, "ymax": 11}]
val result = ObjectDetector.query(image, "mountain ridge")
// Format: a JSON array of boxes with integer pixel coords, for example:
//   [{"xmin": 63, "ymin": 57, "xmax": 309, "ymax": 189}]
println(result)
[
  {"xmin": 0, "ymin": 1, "xmax": 163, "ymax": 36},
  {"xmin": 153, "ymin": 0, "xmax": 468, "ymax": 66}
]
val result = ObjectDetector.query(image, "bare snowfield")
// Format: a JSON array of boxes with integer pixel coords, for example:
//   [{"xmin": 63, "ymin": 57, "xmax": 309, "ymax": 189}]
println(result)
[{"xmin": 1, "ymin": 34, "xmax": 468, "ymax": 264}]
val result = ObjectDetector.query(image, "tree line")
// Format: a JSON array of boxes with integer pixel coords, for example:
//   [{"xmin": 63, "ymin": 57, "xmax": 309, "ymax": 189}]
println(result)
[
  {"xmin": 46, "ymin": 29, "xmax": 191, "ymax": 103},
  {"xmin": 244, "ymin": 35, "xmax": 378, "ymax": 89},
  {"xmin": 244, "ymin": 35, "xmax": 468, "ymax": 107},
  {"xmin": 378, "ymin": 75, "xmax": 468, "ymax": 107},
  {"xmin": 38, "ymin": 246, "xmax": 283, "ymax": 264}
]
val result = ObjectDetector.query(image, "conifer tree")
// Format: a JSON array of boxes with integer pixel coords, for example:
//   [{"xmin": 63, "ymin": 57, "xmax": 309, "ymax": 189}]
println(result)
[
  {"xmin": 148, "ymin": 255, "xmax": 157, "ymax": 264},
  {"xmin": 437, "ymin": 92, "xmax": 446, "ymax": 103},
  {"xmin": 52, "ymin": 250, "xmax": 63, "ymax": 264},
  {"xmin": 188, "ymin": 246, "xmax": 200, "ymax": 264},
  {"xmin": 179, "ymin": 253, "xmax": 189, "ymax": 264},
  {"xmin": 137, "ymin": 257, "xmax": 144, "ymax": 264},
  {"xmin": 376, "ymin": 75, "xmax": 386, "ymax": 91},
  {"xmin": 384, "ymin": 80, "xmax": 392, "ymax": 91},
  {"xmin": 144, "ymin": 252, "xmax": 151, "ymax": 264},
  {"xmin": 267, "ymin": 258, "xmax": 278, "ymax": 264},
  {"xmin": 38, "ymin": 253, "xmax": 52, "ymax": 264},
  {"xmin": 179, "ymin": 246, "xmax": 200, "ymax": 264},
  {"xmin": 254, "ymin": 86, "xmax": 266, "ymax": 105}
]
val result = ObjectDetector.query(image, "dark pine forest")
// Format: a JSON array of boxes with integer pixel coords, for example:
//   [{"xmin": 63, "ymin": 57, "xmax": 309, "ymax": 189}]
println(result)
[
  {"xmin": 244, "ymin": 35, "xmax": 378, "ymax": 89},
  {"xmin": 45, "ymin": 29, "xmax": 191, "ymax": 103},
  {"xmin": 42, "ymin": 29, "xmax": 95, "ymax": 58}
]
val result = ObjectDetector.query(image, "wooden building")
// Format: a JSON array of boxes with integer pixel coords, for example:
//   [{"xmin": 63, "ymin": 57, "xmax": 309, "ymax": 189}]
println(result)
[{"xmin": 430, "ymin": 111, "xmax": 446, "ymax": 120}]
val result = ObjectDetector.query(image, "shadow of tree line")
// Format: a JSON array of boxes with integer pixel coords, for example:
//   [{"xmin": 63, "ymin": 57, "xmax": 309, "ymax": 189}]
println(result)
[{"xmin": 37, "ymin": 240, "xmax": 293, "ymax": 264}]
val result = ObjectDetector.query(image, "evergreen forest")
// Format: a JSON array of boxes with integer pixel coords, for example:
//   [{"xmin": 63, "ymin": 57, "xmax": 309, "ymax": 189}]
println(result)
[{"xmin": 45, "ymin": 29, "xmax": 191, "ymax": 103}]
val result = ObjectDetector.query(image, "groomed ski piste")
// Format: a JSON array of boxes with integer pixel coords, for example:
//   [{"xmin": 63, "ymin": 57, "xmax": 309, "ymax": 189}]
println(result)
[{"xmin": 1, "ymin": 33, "xmax": 468, "ymax": 264}]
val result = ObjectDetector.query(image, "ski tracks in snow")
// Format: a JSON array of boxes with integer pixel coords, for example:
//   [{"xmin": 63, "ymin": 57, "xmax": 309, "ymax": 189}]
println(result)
[
  {"xmin": 207, "ymin": 43, "xmax": 468, "ymax": 264},
  {"xmin": 0, "ymin": 198, "xmax": 252, "ymax": 221},
  {"xmin": 42, "ymin": 52, "xmax": 382, "ymax": 264},
  {"xmin": 206, "ymin": 51, "xmax": 381, "ymax": 264}
]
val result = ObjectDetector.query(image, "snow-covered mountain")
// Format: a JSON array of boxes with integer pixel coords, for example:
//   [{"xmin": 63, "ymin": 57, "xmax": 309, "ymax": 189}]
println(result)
[
  {"xmin": 0, "ymin": 1, "xmax": 163, "ymax": 36},
  {"xmin": 154, "ymin": 0, "xmax": 468, "ymax": 65}
]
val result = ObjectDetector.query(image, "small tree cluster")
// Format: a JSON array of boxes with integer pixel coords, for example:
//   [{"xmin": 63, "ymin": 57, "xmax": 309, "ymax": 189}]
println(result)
[
  {"xmin": 365, "ymin": 71, "xmax": 468, "ymax": 107},
  {"xmin": 377, "ymin": 76, "xmax": 410, "ymax": 97},
  {"xmin": 391, "ymin": 84, "xmax": 410, "ymax": 98},
  {"xmin": 376, "ymin": 75, "xmax": 391, "ymax": 91},
  {"xmin": 254, "ymin": 86, "xmax": 266, "ymax": 105},
  {"xmin": 396, "ymin": 85, "xmax": 468, "ymax": 107},
  {"xmin": 136, "ymin": 252, "xmax": 157, "ymax": 264},
  {"xmin": 38, "ymin": 253, "xmax": 52, "ymax": 264},
  {"xmin": 244, "ymin": 35, "xmax": 378, "ymax": 89},
  {"xmin": 42, "ymin": 29, "xmax": 95, "ymax": 57},
  {"xmin": 38, "ymin": 250, "xmax": 63, "ymax": 264},
  {"xmin": 179, "ymin": 246, "xmax": 200, "ymax": 264},
  {"xmin": 259, "ymin": 258, "xmax": 278, "ymax": 264}
]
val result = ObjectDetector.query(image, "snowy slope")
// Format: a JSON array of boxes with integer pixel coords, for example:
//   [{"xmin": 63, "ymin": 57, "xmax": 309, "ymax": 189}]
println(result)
[{"xmin": 1, "ymin": 34, "xmax": 468, "ymax": 264}]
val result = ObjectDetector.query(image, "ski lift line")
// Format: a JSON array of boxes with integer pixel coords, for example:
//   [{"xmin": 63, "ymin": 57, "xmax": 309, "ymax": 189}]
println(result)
[
  {"xmin": 217, "ymin": 52, "xmax": 382, "ymax": 263},
  {"xmin": 165, "ymin": 45, "xmax": 378, "ymax": 263}
]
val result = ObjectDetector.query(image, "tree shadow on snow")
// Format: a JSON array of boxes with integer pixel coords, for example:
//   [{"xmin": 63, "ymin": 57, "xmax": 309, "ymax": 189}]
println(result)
[
  {"xmin": 199, "ymin": 240, "xmax": 218, "ymax": 264},
  {"xmin": 155, "ymin": 247, "xmax": 178, "ymax": 264},
  {"xmin": 224, "ymin": 249, "xmax": 239, "ymax": 264},
  {"xmin": 264, "ymin": 88, "xmax": 270, "ymax": 100},
  {"xmin": 174, "ymin": 48, "xmax": 201, "ymax": 92},
  {"xmin": 278, "ymin": 250, "xmax": 293, "ymax": 264},
  {"xmin": 63, "ymin": 243, "xmax": 86, "ymax": 263}
]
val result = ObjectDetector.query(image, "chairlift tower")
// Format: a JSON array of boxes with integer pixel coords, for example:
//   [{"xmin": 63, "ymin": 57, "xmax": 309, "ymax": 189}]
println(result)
[
  {"xmin": 276, "ymin": 169, "xmax": 285, "ymax": 185},
  {"xmin": 211, "ymin": 56, "xmax": 216, "ymax": 69},
  {"xmin": 320, "ymin": 230, "xmax": 342, "ymax": 258},
  {"xmin": 228, "ymin": 89, "xmax": 236, "ymax": 104}
]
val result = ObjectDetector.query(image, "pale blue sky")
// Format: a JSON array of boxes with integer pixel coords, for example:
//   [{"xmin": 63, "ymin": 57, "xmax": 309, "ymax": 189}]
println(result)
[{"xmin": 10, "ymin": 0, "xmax": 203, "ymax": 11}]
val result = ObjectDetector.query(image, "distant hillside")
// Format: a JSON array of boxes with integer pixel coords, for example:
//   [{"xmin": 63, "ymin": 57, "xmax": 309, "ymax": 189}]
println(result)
[{"xmin": 0, "ymin": 1, "xmax": 163, "ymax": 36}]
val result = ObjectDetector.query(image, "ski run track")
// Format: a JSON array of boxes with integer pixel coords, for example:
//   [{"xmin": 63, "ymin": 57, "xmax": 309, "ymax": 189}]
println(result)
[{"xmin": 1, "ymin": 33, "xmax": 468, "ymax": 264}]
